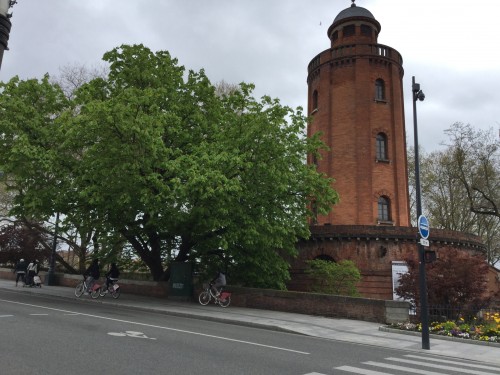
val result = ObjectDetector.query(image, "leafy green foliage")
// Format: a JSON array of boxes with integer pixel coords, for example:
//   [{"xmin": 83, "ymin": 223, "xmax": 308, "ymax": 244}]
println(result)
[
  {"xmin": 306, "ymin": 259, "xmax": 361, "ymax": 296},
  {"xmin": 0, "ymin": 44, "xmax": 339, "ymax": 286}
]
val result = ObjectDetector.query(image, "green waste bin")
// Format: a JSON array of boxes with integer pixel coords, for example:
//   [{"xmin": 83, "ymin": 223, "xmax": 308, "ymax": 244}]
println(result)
[{"xmin": 169, "ymin": 262, "xmax": 193, "ymax": 298}]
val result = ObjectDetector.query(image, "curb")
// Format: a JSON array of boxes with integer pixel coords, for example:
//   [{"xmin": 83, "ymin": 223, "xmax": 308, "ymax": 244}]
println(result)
[{"xmin": 379, "ymin": 326, "xmax": 500, "ymax": 348}]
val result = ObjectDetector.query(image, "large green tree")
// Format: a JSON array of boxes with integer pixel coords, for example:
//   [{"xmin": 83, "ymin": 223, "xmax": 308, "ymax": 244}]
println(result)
[
  {"xmin": 0, "ymin": 74, "xmax": 99, "ymax": 273},
  {"xmin": 0, "ymin": 44, "xmax": 338, "ymax": 287}
]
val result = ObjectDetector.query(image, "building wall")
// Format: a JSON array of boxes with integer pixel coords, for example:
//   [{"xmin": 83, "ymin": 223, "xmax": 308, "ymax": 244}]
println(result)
[
  {"xmin": 299, "ymin": 4, "xmax": 500, "ymax": 305},
  {"xmin": 290, "ymin": 225, "xmax": 493, "ymax": 300},
  {"xmin": 307, "ymin": 15, "xmax": 409, "ymax": 227}
]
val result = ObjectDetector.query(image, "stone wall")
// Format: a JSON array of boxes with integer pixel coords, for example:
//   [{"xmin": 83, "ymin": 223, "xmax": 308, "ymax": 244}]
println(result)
[
  {"xmin": 218, "ymin": 286, "xmax": 410, "ymax": 324},
  {"xmin": 0, "ymin": 267, "xmax": 409, "ymax": 324}
]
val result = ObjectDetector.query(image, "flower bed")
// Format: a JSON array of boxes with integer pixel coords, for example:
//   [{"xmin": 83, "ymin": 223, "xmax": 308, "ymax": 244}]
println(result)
[{"xmin": 389, "ymin": 312, "xmax": 500, "ymax": 343}]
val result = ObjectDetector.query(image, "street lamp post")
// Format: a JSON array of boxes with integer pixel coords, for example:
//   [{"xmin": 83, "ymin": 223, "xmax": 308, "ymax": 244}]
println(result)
[
  {"xmin": 412, "ymin": 76, "xmax": 430, "ymax": 350},
  {"xmin": 45, "ymin": 212, "xmax": 59, "ymax": 286},
  {"xmin": 0, "ymin": 0, "xmax": 15, "ymax": 70}
]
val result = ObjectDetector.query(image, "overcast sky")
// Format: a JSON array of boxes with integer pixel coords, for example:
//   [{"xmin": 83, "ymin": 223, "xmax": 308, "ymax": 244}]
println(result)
[{"xmin": 1, "ymin": 0, "xmax": 499, "ymax": 152}]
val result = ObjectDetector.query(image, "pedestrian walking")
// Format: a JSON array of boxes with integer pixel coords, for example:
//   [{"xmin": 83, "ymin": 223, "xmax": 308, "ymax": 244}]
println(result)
[
  {"xmin": 14, "ymin": 258, "xmax": 27, "ymax": 286},
  {"xmin": 26, "ymin": 260, "xmax": 39, "ymax": 287}
]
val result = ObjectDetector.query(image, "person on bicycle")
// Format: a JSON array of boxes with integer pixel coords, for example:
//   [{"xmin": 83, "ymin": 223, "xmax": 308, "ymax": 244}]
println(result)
[
  {"xmin": 105, "ymin": 262, "xmax": 120, "ymax": 291},
  {"xmin": 210, "ymin": 269, "xmax": 226, "ymax": 297},
  {"xmin": 83, "ymin": 258, "xmax": 100, "ymax": 294}
]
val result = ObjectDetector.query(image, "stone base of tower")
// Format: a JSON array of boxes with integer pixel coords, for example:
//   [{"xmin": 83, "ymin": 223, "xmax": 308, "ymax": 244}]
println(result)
[{"xmin": 289, "ymin": 225, "xmax": 497, "ymax": 301}]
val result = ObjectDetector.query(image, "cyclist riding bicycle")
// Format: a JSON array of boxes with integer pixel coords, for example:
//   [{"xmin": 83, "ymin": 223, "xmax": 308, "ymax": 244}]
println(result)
[
  {"xmin": 83, "ymin": 258, "xmax": 100, "ymax": 294},
  {"xmin": 104, "ymin": 262, "xmax": 120, "ymax": 292},
  {"xmin": 210, "ymin": 269, "xmax": 226, "ymax": 297}
]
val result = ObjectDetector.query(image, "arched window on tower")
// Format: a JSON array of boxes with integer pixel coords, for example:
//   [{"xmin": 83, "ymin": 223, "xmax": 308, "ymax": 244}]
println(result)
[
  {"xmin": 332, "ymin": 30, "xmax": 338, "ymax": 42},
  {"xmin": 378, "ymin": 196, "xmax": 391, "ymax": 222},
  {"xmin": 312, "ymin": 90, "xmax": 318, "ymax": 111},
  {"xmin": 360, "ymin": 25, "xmax": 372, "ymax": 36},
  {"xmin": 343, "ymin": 24, "xmax": 355, "ymax": 37},
  {"xmin": 376, "ymin": 132, "xmax": 388, "ymax": 161},
  {"xmin": 375, "ymin": 79, "xmax": 385, "ymax": 101}
]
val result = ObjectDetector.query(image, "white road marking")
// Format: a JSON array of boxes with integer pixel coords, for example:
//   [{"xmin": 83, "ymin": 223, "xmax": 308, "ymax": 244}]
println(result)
[
  {"xmin": 335, "ymin": 355, "xmax": 500, "ymax": 375},
  {"xmin": 365, "ymin": 360, "xmax": 467, "ymax": 374},
  {"xmin": 385, "ymin": 357, "xmax": 498, "ymax": 375},
  {"xmin": 108, "ymin": 331, "xmax": 156, "ymax": 340},
  {"xmin": 30, "ymin": 313, "xmax": 49, "ymax": 316},
  {"xmin": 404, "ymin": 355, "xmax": 500, "ymax": 372},
  {"xmin": 335, "ymin": 366, "xmax": 392, "ymax": 375},
  {"xmin": 0, "ymin": 315, "xmax": 14, "ymax": 318},
  {"xmin": 0, "ymin": 298, "xmax": 309, "ymax": 355}
]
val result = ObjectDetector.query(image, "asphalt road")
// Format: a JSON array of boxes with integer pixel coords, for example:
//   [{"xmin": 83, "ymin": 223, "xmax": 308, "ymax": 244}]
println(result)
[{"xmin": 1, "ymin": 290, "xmax": 499, "ymax": 375}]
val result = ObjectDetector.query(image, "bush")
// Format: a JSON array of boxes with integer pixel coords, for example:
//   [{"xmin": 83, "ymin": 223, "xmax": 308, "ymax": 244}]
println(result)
[
  {"xmin": 395, "ymin": 249, "xmax": 490, "ymax": 320},
  {"xmin": 306, "ymin": 259, "xmax": 361, "ymax": 296}
]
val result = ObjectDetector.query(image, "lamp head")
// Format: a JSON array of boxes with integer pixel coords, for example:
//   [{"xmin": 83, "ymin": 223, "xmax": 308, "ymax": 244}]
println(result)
[
  {"xmin": 0, "ymin": 0, "xmax": 10, "ymax": 16},
  {"xmin": 0, "ymin": 0, "xmax": 15, "ymax": 17},
  {"xmin": 417, "ymin": 91, "xmax": 425, "ymax": 101}
]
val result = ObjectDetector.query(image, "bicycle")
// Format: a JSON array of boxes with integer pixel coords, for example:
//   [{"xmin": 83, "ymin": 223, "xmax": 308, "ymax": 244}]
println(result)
[
  {"xmin": 198, "ymin": 283, "xmax": 231, "ymax": 307},
  {"xmin": 74, "ymin": 276, "xmax": 100, "ymax": 299},
  {"xmin": 99, "ymin": 277, "xmax": 121, "ymax": 299}
]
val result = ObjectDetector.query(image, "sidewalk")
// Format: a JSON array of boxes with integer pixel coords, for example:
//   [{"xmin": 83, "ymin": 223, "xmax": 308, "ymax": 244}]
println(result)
[{"xmin": 1, "ymin": 279, "xmax": 498, "ymax": 365}]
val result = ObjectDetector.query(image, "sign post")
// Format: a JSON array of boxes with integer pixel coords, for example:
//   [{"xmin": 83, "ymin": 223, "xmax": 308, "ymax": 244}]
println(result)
[{"xmin": 417, "ymin": 214, "xmax": 430, "ymax": 349}]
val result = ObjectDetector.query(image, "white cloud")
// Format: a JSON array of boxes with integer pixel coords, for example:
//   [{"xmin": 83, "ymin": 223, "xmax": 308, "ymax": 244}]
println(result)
[{"xmin": 2, "ymin": 0, "xmax": 498, "ymax": 152}]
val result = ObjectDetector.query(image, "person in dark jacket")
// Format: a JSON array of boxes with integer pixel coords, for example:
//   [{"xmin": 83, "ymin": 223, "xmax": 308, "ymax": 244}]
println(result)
[
  {"xmin": 14, "ymin": 258, "xmax": 27, "ymax": 286},
  {"xmin": 105, "ymin": 263, "xmax": 120, "ymax": 290},
  {"xmin": 210, "ymin": 269, "xmax": 226, "ymax": 297},
  {"xmin": 83, "ymin": 259, "xmax": 100, "ymax": 293}
]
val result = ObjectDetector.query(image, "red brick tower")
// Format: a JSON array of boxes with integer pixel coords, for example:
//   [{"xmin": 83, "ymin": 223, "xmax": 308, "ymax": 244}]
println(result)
[{"xmin": 307, "ymin": 1, "xmax": 410, "ymax": 227}]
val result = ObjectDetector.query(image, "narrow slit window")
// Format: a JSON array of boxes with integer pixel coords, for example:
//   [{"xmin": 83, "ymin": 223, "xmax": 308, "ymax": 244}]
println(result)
[
  {"xmin": 376, "ymin": 133, "xmax": 388, "ymax": 160},
  {"xmin": 312, "ymin": 90, "xmax": 318, "ymax": 110},
  {"xmin": 378, "ymin": 196, "xmax": 391, "ymax": 221},
  {"xmin": 375, "ymin": 79, "xmax": 385, "ymax": 101}
]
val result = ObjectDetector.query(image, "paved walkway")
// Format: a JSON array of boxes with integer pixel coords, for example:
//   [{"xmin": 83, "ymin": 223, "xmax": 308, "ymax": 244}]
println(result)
[{"xmin": 1, "ymin": 279, "xmax": 498, "ymax": 365}]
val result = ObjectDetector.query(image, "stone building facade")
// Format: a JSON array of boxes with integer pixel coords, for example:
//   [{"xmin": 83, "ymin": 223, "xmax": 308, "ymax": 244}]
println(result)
[{"xmin": 291, "ymin": 1, "xmax": 500, "ymax": 301}]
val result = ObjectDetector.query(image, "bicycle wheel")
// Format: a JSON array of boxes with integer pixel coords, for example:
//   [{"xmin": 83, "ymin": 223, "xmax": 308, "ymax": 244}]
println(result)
[
  {"xmin": 90, "ymin": 287, "xmax": 100, "ymax": 299},
  {"xmin": 99, "ymin": 286, "xmax": 107, "ymax": 297},
  {"xmin": 111, "ymin": 288, "xmax": 121, "ymax": 298},
  {"xmin": 198, "ymin": 291, "xmax": 211, "ymax": 305},
  {"xmin": 218, "ymin": 295, "xmax": 231, "ymax": 308},
  {"xmin": 74, "ymin": 282, "xmax": 84, "ymax": 297}
]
